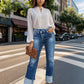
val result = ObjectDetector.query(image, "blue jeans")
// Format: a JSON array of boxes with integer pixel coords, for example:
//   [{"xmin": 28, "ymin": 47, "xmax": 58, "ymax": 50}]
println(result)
[{"xmin": 24, "ymin": 27, "xmax": 55, "ymax": 84}]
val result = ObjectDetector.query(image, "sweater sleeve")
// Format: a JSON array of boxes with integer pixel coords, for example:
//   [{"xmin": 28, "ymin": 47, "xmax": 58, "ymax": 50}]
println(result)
[
  {"xmin": 26, "ymin": 8, "xmax": 34, "ymax": 43},
  {"xmin": 48, "ymin": 9, "xmax": 55, "ymax": 30}
]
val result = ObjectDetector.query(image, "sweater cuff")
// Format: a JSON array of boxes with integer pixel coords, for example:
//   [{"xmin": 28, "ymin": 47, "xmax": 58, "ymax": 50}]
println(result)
[{"xmin": 26, "ymin": 39, "xmax": 34, "ymax": 44}]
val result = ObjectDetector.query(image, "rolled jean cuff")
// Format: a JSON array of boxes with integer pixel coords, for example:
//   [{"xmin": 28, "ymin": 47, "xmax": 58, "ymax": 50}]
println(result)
[
  {"xmin": 24, "ymin": 77, "xmax": 34, "ymax": 84},
  {"xmin": 46, "ymin": 75, "xmax": 53, "ymax": 83}
]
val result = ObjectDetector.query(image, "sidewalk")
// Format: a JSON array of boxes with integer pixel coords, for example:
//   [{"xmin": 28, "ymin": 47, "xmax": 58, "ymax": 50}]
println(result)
[
  {"xmin": 10, "ymin": 68, "xmax": 46, "ymax": 84},
  {"xmin": 0, "ymin": 41, "xmax": 28, "ymax": 46}
]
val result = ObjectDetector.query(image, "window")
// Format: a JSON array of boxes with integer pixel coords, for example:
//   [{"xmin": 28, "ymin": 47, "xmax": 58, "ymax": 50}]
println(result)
[
  {"xmin": 55, "ymin": 2, "xmax": 56, "ymax": 6},
  {"xmin": 63, "ymin": 2, "xmax": 67, "ymax": 10},
  {"xmin": 63, "ymin": 2, "xmax": 65, "ymax": 10},
  {"xmin": 58, "ymin": 6, "xmax": 61, "ymax": 12},
  {"xmin": 68, "ymin": 0, "xmax": 70, "ymax": 6},
  {"xmin": 55, "ymin": 13, "xmax": 57, "ymax": 20},
  {"xmin": 65, "ymin": 4, "xmax": 67, "ymax": 8},
  {"xmin": 57, "ymin": 0, "xmax": 60, "ymax": 3},
  {"xmin": 57, "ymin": 15, "xmax": 59, "ymax": 21},
  {"xmin": 71, "ymin": 0, "xmax": 78, "ymax": 13}
]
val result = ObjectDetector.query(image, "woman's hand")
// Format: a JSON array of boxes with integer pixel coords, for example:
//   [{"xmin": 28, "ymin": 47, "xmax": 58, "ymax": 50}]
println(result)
[
  {"xmin": 47, "ymin": 27, "xmax": 54, "ymax": 33},
  {"xmin": 28, "ymin": 41, "xmax": 33, "ymax": 52}
]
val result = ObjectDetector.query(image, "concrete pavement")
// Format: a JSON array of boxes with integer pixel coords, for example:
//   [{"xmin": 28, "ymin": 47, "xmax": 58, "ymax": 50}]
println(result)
[{"xmin": 10, "ymin": 68, "xmax": 46, "ymax": 84}]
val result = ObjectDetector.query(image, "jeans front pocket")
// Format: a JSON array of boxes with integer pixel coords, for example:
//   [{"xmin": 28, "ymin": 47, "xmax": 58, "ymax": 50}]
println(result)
[
  {"xmin": 44, "ymin": 31, "xmax": 52, "ymax": 41},
  {"xmin": 46, "ymin": 30, "xmax": 53, "ymax": 36},
  {"xmin": 46, "ymin": 32, "xmax": 52, "ymax": 37},
  {"xmin": 46, "ymin": 32, "xmax": 52, "ymax": 34}
]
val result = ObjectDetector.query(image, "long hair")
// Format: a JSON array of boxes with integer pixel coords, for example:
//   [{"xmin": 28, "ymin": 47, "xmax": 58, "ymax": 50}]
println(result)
[{"xmin": 31, "ymin": 0, "xmax": 47, "ymax": 8}]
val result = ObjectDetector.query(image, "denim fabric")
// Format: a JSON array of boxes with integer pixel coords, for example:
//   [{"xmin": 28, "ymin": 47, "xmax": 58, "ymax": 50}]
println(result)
[
  {"xmin": 24, "ymin": 26, "xmax": 55, "ymax": 84},
  {"xmin": 24, "ymin": 77, "xmax": 34, "ymax": 84}
]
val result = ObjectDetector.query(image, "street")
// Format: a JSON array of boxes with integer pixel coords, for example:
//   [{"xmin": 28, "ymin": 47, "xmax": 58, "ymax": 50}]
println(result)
[
  {"xmin": 0, "ymin": 37, "xmax": 84, "ymax": 84},
  {"xmin": 53, "ymin": 37, "xmax": 84, "ymax": 84}
]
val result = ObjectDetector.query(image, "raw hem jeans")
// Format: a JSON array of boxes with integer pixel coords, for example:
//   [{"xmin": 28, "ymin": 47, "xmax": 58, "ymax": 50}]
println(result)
[{"xmin": 24, "ymin": 27, "xmax": 55, "ymax": 84}]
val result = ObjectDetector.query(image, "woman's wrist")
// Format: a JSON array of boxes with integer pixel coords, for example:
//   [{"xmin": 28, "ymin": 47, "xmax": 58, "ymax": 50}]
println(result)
[{"xmin": 30, "ymin": 41, "xmax": 33, "ymax": 44}]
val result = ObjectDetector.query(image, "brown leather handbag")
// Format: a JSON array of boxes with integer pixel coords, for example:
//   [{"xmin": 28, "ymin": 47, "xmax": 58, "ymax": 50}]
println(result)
[{"xmin": 26, "ymin": 45, "xmax": 38, "ymax": 59}]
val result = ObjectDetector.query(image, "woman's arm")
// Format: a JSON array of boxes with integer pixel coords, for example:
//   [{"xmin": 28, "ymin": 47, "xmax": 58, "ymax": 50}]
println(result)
[
  {"xmin": 26, "ymin": 8, "xmax": 34, "ymax": 44},
  {"xmin": 48, "ymin": 9, "xmax": 55, "ymax": 31}
]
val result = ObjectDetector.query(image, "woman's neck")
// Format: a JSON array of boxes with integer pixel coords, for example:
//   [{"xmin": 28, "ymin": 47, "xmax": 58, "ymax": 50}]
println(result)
[{"xmin": 36, "ymin": 5, "xmax": 42, "ymax": 8}]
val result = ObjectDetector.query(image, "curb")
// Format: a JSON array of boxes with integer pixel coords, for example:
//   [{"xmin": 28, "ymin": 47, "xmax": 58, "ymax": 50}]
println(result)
[{"xmin": 0, "ymin": 41, "xmax": 27, "ymax": 46}]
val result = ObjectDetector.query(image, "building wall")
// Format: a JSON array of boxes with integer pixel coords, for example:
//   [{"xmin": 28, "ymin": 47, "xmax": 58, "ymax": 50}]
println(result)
[
  {"xmin": 67, "ymin": 0, "xmax": 78, "ymax": 13},
  {"xmin": 67, "ymin": 0, "xmax": 78, "ymax": 33},
  {"xmin": 61, "ymin": 0, "xmax": 67, "ymax": 11},
  {"xmin": 54, "ymin": 0, "xmax": 61, "ymax": 23},
  {"xmin": 0, "ymin": 0, "xmax": 27, "ymax": 42}
]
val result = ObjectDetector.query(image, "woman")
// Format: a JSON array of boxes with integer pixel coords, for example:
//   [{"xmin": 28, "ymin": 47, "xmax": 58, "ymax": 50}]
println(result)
[{"xmin": 24, "ymin": 0, "xmax": 56, "ymax": 84}]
